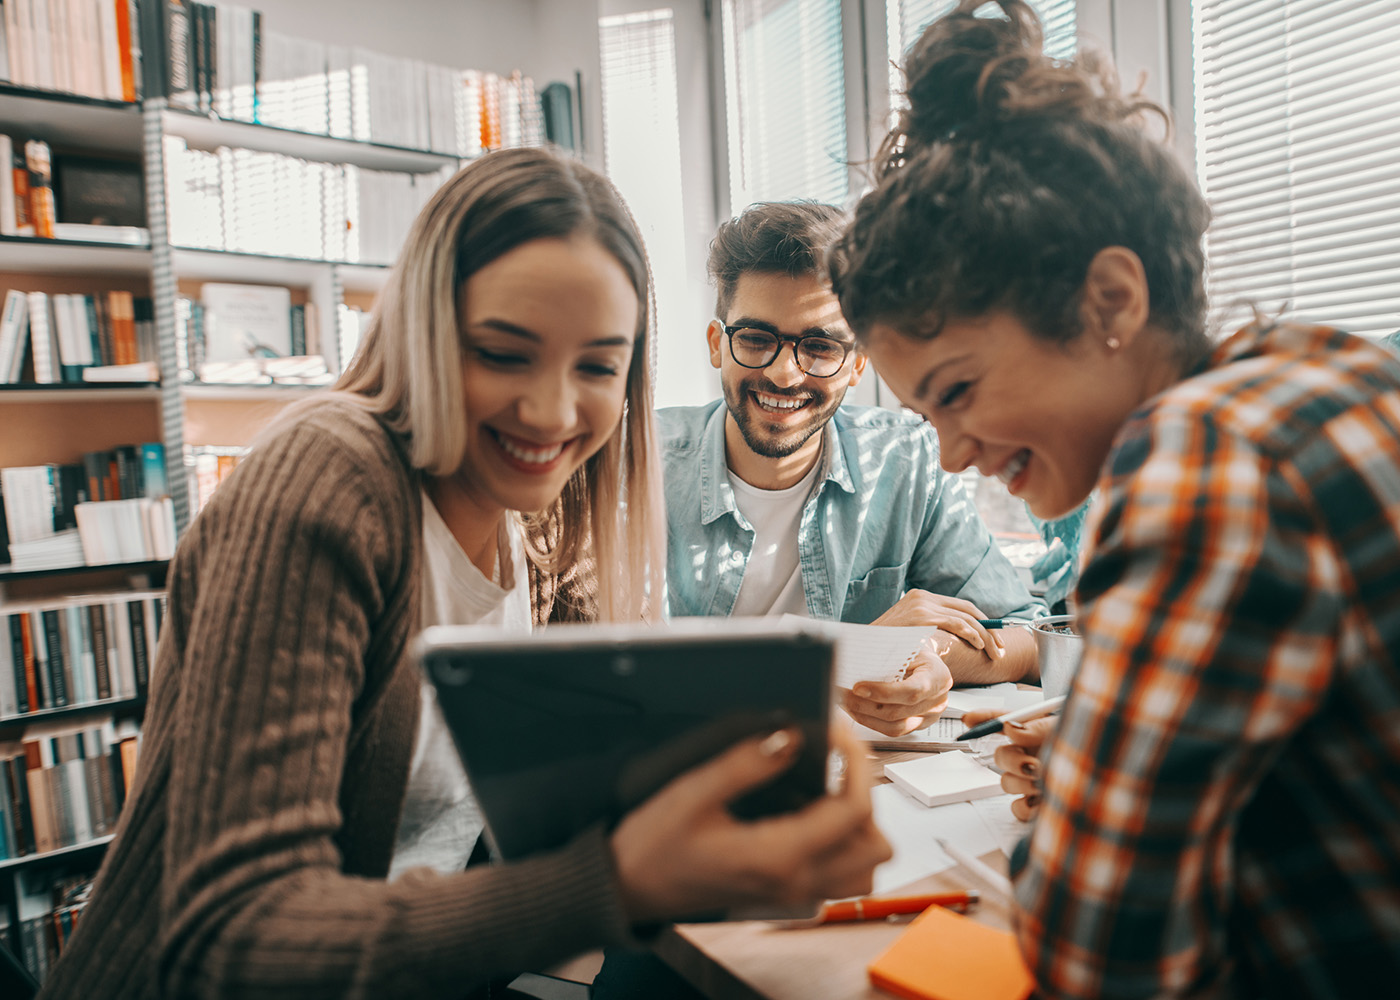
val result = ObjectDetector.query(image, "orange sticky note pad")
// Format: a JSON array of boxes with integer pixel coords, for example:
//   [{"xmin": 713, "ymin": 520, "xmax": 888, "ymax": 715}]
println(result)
[{"xmin": 867, "ymin": 903, "xmax": 1033, "ymax": 1000}]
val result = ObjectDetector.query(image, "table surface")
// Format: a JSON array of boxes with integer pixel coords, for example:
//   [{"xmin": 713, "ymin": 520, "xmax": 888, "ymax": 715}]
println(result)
[{"xmin": 653, "ymin": 750, "xmax": 1020, "ymax": 1000}]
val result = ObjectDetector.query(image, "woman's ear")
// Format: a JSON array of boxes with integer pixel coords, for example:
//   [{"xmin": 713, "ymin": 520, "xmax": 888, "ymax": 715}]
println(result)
[{"xmin": 1079, "ymin": 247, "xmax": 1150, "ymax": 352}]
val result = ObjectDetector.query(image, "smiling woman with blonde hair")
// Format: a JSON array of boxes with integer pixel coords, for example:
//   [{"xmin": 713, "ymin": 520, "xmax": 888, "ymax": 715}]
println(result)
[{"xmin": 39, "ymin": 146, "xmax": 889, "ymax": 1000}]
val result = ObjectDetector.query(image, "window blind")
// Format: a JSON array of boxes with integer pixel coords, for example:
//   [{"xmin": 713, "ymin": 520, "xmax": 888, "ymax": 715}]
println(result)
[
  {"xmin": 886, "ymin": 0, "xmax": 1078, "ymax": 121},
  {"xmin": 599, "ymin": 9, "xmax": 686, "ymax": 388},
  {"xmin": 721, "ymin": 0, "xmax": 850, "ymax": 209},
  {"xmin": 1193, "ymin": 0, "xmax": 1400, "ymax": 338}
]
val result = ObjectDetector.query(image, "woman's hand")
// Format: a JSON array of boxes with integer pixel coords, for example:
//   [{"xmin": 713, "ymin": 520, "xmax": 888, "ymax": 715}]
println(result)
[
  {"xmin": 610, "ymin": 726, "xmax": 892, "ymax": 924},
  {"xmin": 873, "ymin": 590, "xmax": 1004, "ymax": 659},
  {"xmin": 962, "ymin": 708, "xmax": 1058, "ymax": 821},
  {"xmin": 841, "ymin": 643, "xmax": 953, "ymax": 737}
]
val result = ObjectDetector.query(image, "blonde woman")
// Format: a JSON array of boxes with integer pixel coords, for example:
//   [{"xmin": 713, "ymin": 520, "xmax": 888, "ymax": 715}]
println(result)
[{"xmin": 41, "ymin": 147, "xmax": 888, "ymax": 1000}]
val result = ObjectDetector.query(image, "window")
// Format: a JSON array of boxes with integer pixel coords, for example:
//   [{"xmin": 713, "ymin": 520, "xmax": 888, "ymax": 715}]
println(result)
[
  {"xmin": 886, "ymin": 0, "xmax": 1077, "ymax": 124},
  {"xmin": 1192, "ymin": 1, "xmax": 1400, "ymax": 338},
  {"xmin": 720, "ymin": 0, "xmax": 850, "ymax": 209},
  {"xmin": 599, "ymin": 8, "xmax": 688, "ymax": 393}
]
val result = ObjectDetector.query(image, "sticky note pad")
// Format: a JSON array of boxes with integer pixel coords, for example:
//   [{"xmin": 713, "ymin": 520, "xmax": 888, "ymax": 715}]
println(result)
[
  {"xmin": 867, "ymin": 904, "xmax": 1033, "ymax": 1000},
  {"xmin": 883, "ymin": 751, "xmax": 1003, "ymax": 808}
]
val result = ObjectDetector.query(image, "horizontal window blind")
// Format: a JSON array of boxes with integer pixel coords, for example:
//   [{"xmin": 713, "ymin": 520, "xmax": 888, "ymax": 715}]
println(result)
[
  {"xmin": 721, "ymin": 0, "xmax": 850, "ymax": 209},
  {"xmin": 887, "ymin": 0, "xmax": 1078, "ymax": 123},
  {"xmin": 1194, "ymin": 0, "xmax": 1400, "ymax": 338},
  {"xmin": 599, "ymin": 9, "xmax": 686, "ymax": 387}
]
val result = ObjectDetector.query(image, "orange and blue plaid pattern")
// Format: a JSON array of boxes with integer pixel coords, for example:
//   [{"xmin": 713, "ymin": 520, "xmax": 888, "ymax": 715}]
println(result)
[{"xmin": 1015, "ymin": 322, "xmax": 1400, "ymax": 999}]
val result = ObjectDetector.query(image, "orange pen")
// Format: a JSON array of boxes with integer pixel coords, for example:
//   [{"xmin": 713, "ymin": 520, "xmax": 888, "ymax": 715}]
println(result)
[{"xmin": 774, "ymin": 890, "xmax": 978, "ymax": 928}]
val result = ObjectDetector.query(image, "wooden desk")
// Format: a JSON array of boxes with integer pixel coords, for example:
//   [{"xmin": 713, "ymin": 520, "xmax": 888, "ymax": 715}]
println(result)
[{"xmin": 654, "ymin": 750, "xmax": 1019, "ymax": 1000}]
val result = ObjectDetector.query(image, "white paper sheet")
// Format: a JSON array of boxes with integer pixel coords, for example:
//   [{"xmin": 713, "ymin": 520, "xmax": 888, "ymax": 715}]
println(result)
[
  {"xmin": 970, "ymin": 793, "xmax": 1031, "ymax": 858},
  {"xmin": 782, "ymin": 615, "xmax": 935, "ymax": 690},
  {"xmin": 870, "ymin": 783, "xmax": 1006, "ymax": 894}
]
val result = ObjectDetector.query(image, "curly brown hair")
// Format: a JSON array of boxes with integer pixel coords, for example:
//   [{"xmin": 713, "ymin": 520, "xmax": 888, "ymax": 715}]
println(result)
[{"xmin": 830, "ymin": 0, "xmax": 1211, "ymax": 367}]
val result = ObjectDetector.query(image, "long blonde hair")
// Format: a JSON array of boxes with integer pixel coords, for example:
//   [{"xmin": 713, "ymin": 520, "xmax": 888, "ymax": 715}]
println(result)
[{"xmin": 333, "ymin": 147, "xmax": 665, "ymax": 622}]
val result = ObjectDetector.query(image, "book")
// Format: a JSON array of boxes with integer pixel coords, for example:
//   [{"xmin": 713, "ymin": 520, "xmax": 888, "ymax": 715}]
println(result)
[
  {"xmin": 0, "ymin": 287, "xmax": 28, "ymax": 382},
  {"xmin": 883, "ymin": 752, "xmax": 1004, "ymax": 808},
  {"xmin": 0, "ymin": 133, "xmax": 14, "ymax": 235},
  {"xmin": 23, "ymin": 139, "xmax": 56, "ymax": 239},
  {"xmin": 867, "ymin": 902, "xmax": 1033, "ymax": 1000}
]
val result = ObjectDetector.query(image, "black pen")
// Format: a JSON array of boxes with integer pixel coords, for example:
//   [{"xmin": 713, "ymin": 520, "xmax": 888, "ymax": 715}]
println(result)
[
  {"xmin": 956, "ymin": 694, "xmax": 1067, "ymax": 740},
  {"xmin": 975, "ymin": 617, "xmax": 1033, "ymax": 628}
]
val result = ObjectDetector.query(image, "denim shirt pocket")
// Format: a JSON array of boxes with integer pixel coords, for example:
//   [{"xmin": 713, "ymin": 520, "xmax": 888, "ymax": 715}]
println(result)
[{"xmin": 842, "ymin": 565, "xmax": 908, "ymax": 623}]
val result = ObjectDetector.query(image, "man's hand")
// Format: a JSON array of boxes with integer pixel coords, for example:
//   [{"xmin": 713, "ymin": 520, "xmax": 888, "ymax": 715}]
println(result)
[
  {"xmin": 961, "ymin": 708, "xmax": 1057, "ymax": 821},
  {"xmin": 872, "ymin": 590, "xmax": 1003, "ymax": 657},
  {"xmin": 840, "ymin": 641, "xmax": 953, "ymax": 737},
  {"xmin": 873, "ymin": 591, "xmax": 1039, "ymax": 685}
]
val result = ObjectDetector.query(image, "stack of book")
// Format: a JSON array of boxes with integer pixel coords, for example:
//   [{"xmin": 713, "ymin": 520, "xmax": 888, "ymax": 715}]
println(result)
[
  {"xmin": 157, "ymin": 1, "xmax": 544, "ymax": 153},
  {"xmin": 0, "ymin": 718, "xmax": 142, "ymax": 856},
  {"xmin": 4, "ymin": 863, "xmax": 113, "ymax": 983},
  {"xmin": 0, "ymin": 590, "xmax": 164, "ymax": 716},
  {"xmin": 0, "ymin": 288, "xmax": 158, "ymax": 385},
  {"xmin": 186, "ymin": 444, "xmax": 244, "ymax": 514},
  {"xmin": 0, "ymin": 443, "xmax": 173, "ymax": 570},
  {"xmin": 0, "ymin": 0, "xmax": 139, "ymax": 101}
]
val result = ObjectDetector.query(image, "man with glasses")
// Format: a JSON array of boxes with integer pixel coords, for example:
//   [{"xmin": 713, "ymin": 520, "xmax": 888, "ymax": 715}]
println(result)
[{"xmin": 659, "ymin": 202, "xmax": 1044, "ymax": 737}]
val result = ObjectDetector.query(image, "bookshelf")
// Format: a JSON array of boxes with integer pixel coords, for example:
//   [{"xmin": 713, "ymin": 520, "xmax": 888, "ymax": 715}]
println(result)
[{"xmin": 0, "ymin": 4, "xmax": 555, "ymax": 978}]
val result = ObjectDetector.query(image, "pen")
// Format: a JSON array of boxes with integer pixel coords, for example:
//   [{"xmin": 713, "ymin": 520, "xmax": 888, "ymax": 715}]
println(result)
[
  {"xmin": 772, "ymin": 890, "xmax": 979, "ymax": 928},
  {"xmin": 975, "ymin": 618, "xmax": 1033, "ymax": 628},
  {"xmin": 955, "ymin": 694, "xmax": 1067, "ymax": 741},
  {"xmin": 934, "ymin": 838, "xmax": 1015, "ymax": 903}
]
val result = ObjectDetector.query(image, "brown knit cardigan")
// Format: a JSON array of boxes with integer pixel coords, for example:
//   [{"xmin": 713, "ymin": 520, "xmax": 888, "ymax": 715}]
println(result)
[{"xmin": 38, "ymin": 399, "xmax": 633, "ymax": 1000}]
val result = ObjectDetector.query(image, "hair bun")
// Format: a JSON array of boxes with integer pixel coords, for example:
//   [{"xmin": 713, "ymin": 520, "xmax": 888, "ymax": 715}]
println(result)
[{"xmin": 884, "ymin": 0, "xmax": 1154, "ymax": 175}]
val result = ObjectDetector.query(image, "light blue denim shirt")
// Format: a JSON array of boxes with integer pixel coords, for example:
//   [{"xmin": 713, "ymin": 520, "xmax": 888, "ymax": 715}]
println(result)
[{"xmin": 658, "ymin": 401, "xmax": 1046, "ymax": 623}]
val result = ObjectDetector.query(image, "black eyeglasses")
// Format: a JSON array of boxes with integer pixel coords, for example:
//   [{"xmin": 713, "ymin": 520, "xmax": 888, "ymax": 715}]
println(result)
[{"xmin": 722, "ymin": 324, "xmax": 853, "ymax": 378}]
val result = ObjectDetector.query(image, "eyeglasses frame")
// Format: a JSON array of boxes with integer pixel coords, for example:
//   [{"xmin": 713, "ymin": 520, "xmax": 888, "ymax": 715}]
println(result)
[{"xmin": 720, "ymin": 323, "xmax": 855, "ymax": 379}]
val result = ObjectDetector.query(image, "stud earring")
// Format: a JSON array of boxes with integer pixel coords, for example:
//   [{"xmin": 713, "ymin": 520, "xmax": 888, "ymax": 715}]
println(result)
[{"xmin": 1106, "ymin": 336, "xmax": 1122, "ymax": 350}]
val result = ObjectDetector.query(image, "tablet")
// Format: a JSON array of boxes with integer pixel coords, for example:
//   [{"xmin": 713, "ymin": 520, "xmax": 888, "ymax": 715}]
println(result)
[{"xmin": 416, "ymin": 618, "xmax": 833, "ymax": 865}]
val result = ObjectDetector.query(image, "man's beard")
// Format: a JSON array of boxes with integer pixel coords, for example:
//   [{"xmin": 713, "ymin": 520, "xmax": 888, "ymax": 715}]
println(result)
[{"xmin": 722, "ymin": 377, "xmax": 845, "ymax": 459}]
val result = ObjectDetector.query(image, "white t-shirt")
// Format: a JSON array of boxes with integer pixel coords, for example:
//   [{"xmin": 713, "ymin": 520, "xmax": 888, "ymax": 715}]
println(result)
[
  {"xmin": 727, "ymin": 459, "xmax": 822, "ymax": 617},
  {"xmin": 388, "ymin": 491, "xmax": 531, "ymax": 880}
]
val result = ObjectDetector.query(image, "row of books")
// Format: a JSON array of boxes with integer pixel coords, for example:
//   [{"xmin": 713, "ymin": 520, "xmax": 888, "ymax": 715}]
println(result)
[
  {"xmin": 1, "ymin": 591, "xmax": 164, "ymax": 718},
  {"xmin": 0, "ymin": 134, "xmax": 57, "ymax": 238},
  {"xmin": 0, "ymin": 288, "xmax": 156, "ymax": 385},
  {"xmin": 187, "ymin": 444, "xmax": 242, "ymax": 514},
  {"xmin": 3, "ymin": 865, "xmax": 101, "ymax": 983},
  {"xmin": 0, "ymin": 443, "xmax": 172, "ymax": 569},
  {"xmin": 0, "ymin": 0, "xmax": 139, "ymax": 101},
  {"xmin": 164, "ymin": 135, "xmax": 453, "ymax": 263},
  {"xmin": 0, "ymin": 719, "xmax": 142, "ymax": 859},
  {"xmin": 156, "ymin": 0, "xmax": 543, "ymax": 154}
]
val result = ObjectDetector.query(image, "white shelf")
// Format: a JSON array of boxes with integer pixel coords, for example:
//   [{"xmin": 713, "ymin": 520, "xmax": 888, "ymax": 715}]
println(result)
[
  {"xmin": 170, "ymin": 246, "xmax": 347, "ymax": 284},
  {"xmin": 162, "ymin": 108, "xmax": 462, "ymax": 173},
  {"xmin": 0, "ymin": 835, "xmax": 116, "ymax": 871},
  {"xmin": 338, "ymin": 262, "xmax": 393, "ymax": 294},
  {"xmin": 0, "ymin": 384, "xmax": 160, "ymax": 402},
  {"xmin": 183, "ymin": 383, "xmax": 329, "ymax": 402},
  {"xmin": 0, "ymin": 84, "xmax": 141, "ymax": 154},
  {"xmin": 0, "ymin": 237, "xmax": 151, "ymax": 275}
]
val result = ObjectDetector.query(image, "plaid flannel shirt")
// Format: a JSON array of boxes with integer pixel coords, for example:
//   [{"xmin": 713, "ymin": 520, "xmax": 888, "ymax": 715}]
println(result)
[{"xmin": 1016, "ymin": 322, "xmax": 1400, "ymax": 999}]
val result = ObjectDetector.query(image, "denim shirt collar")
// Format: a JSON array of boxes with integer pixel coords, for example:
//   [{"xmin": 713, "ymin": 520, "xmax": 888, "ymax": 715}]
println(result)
[{"xmin": 697, "ymin": 405, "xmax": 856, "ymax": 525}]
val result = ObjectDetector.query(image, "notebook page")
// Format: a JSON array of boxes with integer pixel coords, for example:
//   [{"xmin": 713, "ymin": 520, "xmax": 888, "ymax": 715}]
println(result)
[{"xmin": 781, "ymin": 615, "xmax": 936, "ymax": 689}]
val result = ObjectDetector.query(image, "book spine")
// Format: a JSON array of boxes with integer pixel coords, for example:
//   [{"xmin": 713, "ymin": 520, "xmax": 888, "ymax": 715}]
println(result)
[
  {"xmin": 29, "ymin": 611, "xmax": 51, "ymax": 709},
  {"xmin": 23, "ymin": 139, "xmax": 55, "ymax": 240},
  {"xmin": 40, "ymin": 608, "xmax": 68, "ymax": 707},
  {"xmin": 23, "ymin": 740, "xmax": 55, "ymax": 854},
  {"xmin": 88, "ymin": 604, "xmax": 111, "ymax": 701},
  {"xmin": 18, "ymin": 613, "xmax": 40, "ymax": 711},
  {"xmin": 26, "ymin": 291, "xmax": 56, "ymax": 383},
  {"xmin": 4, "ymin": 755, "xmax": 35, "ymax": 855},
  {"xmin": 7, "ymin": 614, "xmax": 29, "ymax": 714},
  {"xmin": 126, "ymin": 598, "xmax": 148, "ymax": 694},
  {"xmin": 11, "ymin": 138, "xmax": 33, "ymax": 236}
]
